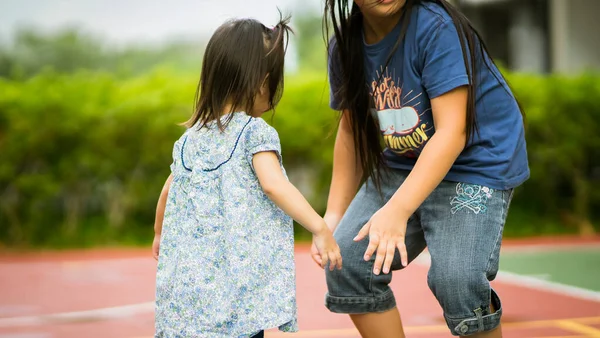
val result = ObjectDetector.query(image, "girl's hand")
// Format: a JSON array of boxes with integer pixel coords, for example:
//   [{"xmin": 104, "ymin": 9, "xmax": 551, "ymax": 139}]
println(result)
[
  {"xmin": 152, "ymin": 234, "xmax": 161, "ymax": 261},
  {"xmin": 354, "ymin": 205, "xmax": 408, "ymax": 275},
  {"xmin": 312, "ymin": 225, "xmax": 342, "ymax": 271},
  {"xmin": 310, "ymin": 213, "xmax": 342, "ymax": 267}
]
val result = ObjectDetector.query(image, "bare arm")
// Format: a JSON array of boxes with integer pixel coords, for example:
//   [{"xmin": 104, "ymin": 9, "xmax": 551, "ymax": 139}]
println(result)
[
  {"xmin": 154, "ymin": 174, "xmax": 173, "ymax": 235},
  {"xmin": 323, "ymin": 111, "xmax": 363, "ymax": 229},
  {"xmin": 253, "ymin": 151, "xmax": 342, "ymax": 269},
  {"xmin": 253, "ymin": 152, "xmax": 327, "ymax": 235},
  {"xmin": 385, "ymin": 86, "xmax": 468, "ymax": 218},
  {"xmin": 356, "ymin": 86, "xmax": 468, "ymax": 273},
  {"xmin": 152, "ymin": 174, "xmax": 172, "ymax": 260}
]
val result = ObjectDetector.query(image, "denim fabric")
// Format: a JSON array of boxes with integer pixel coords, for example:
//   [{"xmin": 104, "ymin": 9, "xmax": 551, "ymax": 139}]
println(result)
[{"xmin": 325, "ymin": 169, "xmax": 513, "ymax": 336}]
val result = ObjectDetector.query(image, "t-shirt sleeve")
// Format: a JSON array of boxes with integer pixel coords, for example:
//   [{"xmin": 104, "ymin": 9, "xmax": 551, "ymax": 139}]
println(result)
[
  {"xmin": 328, "ymin": 38, "xmax": 344, "ymax": 111},
  {"xmin": 244, "ymin": 118, "xmax": 282, "ymax": 170},
  {"xmin": 421, "ymin": 21, "xmax": 470, "ymax": 99},
  {"xmin": 170, "ymin": 134, "xmax": 186, "ymax": 173}
]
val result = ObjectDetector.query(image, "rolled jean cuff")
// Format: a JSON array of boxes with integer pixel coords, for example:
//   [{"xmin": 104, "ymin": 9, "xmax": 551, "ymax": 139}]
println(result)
[
  {"xmin": 325, "ymin": 289, "xmax": 396, "ymax": 314},
  {"xmin": 446, "ymin": 292, "xmax": 503, "ymax": 336}
]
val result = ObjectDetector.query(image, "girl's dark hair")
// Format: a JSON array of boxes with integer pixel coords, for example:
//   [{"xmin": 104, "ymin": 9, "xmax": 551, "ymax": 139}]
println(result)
[
  {"xmin": 324, "ymin": 0, "xmax": 523, "ymax": 189},
  {"xmin": 186, "ymin": 14, "xmax": 292, "ymax": 130}
]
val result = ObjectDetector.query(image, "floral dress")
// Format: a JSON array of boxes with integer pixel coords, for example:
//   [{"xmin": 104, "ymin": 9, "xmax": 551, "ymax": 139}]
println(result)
[{"xmin": 155, "ymin": 112, "xmax": 298, "ymax": 337}]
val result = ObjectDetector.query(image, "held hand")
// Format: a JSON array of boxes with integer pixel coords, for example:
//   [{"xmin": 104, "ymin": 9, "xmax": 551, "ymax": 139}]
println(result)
[
  {"xmin": 354, "ymin": 205, "xmax": 408, "ymax": 275},
  {"xmin": 312, "ymin": 226, "xmax": 342, "ymax": 271},
  {"xmin": 152, "ymin": 234, "xmax": 161, "ymax": 261},
  {"xmin": 310, "ymin": 214, "xmax": 341, "ymax": 268},
  {"xmin": 310, "ymin": 239, "xmax": 322, "ymax": 267}
]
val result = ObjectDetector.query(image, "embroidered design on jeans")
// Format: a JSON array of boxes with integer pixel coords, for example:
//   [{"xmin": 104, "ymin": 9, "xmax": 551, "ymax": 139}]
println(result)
[{"xmin": 450, "ymin": 183, "xmax": 494, "ymax": 214}]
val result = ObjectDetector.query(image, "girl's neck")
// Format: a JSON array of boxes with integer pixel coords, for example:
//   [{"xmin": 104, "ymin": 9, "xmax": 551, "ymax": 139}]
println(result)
[
  {"xmin": 221, "ymin": 103, "xmax": 235, "ymax": 116},
  {"xmin": 362, "ymin": 10, "xmax": 404, "ymax": 45},
  {"xmin": 222, "ymin": 102, "xmax": 238, "ymax": 116},
  {"xmin": 201, "ymin": 103, "xmax": 241, "ymax": 126}
]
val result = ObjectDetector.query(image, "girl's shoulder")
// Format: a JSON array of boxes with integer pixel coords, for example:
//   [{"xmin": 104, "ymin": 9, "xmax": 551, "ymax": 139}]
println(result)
[
  {"xmin": 240, "ymin": 116, "xmax": 284, "ymax": 171},
  {"xmin": 410, "ymin": 2, "xmax": 463, "ymax": 55},
  {"xmin": 245, "ymin": 116, "xmax": 279, "ymax": 138},
  {"xmin": 415, "ymin": 2, "xmax": 453, "ymax": 27}
]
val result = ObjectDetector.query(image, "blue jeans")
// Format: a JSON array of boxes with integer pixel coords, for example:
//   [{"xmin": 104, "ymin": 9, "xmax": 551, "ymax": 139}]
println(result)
[{"xmin": 325, "ymin": 169, "xmax": 513, "ymax": 336}]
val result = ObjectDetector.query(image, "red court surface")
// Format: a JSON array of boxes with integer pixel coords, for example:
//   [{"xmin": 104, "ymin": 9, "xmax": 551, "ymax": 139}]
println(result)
[{"xmin": 0, "ymin": 237, "xmax": 599, "ymax": 338}]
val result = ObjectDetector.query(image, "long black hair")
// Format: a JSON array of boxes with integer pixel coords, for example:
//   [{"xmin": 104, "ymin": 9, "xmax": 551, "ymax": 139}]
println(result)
[
  {"xmin": 186, "ymin": 15, "xmax": 292, "ymax": 130},
  {"xmin": 324, "ymin": 0, "xmax": 523, "ymax": 188}
]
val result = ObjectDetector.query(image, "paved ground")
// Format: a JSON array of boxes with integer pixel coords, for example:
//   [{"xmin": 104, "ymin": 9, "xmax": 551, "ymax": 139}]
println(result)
[{"xmin": 0, "ymin": 236, "xmax": 599, "ymax": 337}]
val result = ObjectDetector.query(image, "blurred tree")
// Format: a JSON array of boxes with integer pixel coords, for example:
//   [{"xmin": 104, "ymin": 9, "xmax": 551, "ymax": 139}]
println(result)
[
  {"xmin": 0, "ymin": 27, "xmax": 203, "ymax": 79},
  {"xmin": 294, "ymin": 14, "xmax": 328, "ymax": 72}
]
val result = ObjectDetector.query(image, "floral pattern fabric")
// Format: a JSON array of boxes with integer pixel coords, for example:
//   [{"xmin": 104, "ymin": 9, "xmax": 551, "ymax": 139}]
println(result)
[{"xmin": 155, "ymin": 112, "xmax": 298, "ymax": 337}]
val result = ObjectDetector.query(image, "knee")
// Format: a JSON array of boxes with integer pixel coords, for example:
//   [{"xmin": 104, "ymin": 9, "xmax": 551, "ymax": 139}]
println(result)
[
  {"xmin": 324, "ymin": 241, "xmax": 397, "ymax": 314},
  {"xmin": 427, "ymin": 264, "xmax": 488, "ymax": 307},
  {"xmin": 325, "ymin": 238, "xmax": 372, "ymax": 296},
  {"xmin": 325, "ymin": 234, "xmax": 394, "ymax": 297}
]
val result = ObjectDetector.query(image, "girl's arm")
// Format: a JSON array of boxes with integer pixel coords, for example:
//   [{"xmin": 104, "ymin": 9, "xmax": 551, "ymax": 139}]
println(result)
[
  {"xmin": 355, "ymin": 86, "xmax": 468, "ymax": 273},
  {"xmin": 253, "ymin": 151, "xmax": 342, "ymax": 270},
  {"xmin": 253, "ymin": 152, "xmax": 327, "ymax": 234},
  {"xmin": 385, "ymin": 86, "xmax": 467, "ymax": 218},
  {"xmin": 154, "ymin": 174, "xmax": 173, "ymax": 235},
  {"xmin": 323, "ymin": 111, "xmax": 363, "ymax": 230},
  {"xmin": 152, "ymin": 174, "xmax": 172, "ymax": 260}
]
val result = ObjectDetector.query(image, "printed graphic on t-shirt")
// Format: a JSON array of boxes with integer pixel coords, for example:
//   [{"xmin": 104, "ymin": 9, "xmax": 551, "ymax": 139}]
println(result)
[{"xmin": 370, "ymin": 68, "xmax": 433, "ymax": 158}]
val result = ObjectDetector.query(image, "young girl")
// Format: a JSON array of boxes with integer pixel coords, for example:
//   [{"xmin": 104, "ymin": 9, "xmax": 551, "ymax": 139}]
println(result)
[
  {"xmin": 318, "ymin": 0, "xmax": 529, "ymax": 337},
  {"xmin": 152, "ymin": 16, "xmax": 342, "ymax": 338}
]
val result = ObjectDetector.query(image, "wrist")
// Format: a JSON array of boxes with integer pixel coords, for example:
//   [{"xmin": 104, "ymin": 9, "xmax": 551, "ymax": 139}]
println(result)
[
  {"xmin": 313, "ymin": 220, "xmax": 329, "ymax": 236},
  {"xmin": 385, "ymin": 197, "xmax": 413, "ymax": 221},
  {"xmin": 323, "ymin": 211, "xmax": 343, "ymax": 231},
  {"xmin": 324, "ymin": 210, "xmax": 343, "ymax": 219}
]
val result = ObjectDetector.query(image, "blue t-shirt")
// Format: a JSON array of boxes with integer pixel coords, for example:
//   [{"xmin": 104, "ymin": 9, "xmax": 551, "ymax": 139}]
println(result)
[{"xmin": 328, "ymin": 2, "xmax": 529, "ymax": 190}]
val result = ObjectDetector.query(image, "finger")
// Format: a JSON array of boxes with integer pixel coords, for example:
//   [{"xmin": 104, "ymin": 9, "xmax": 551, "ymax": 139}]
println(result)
[
  {"xmin": 333, "ymin": 246, "xmax": 342, "ymax": 270},
  {"xmin": 328, "ymin": 252, "xmax": 337, "ymax": 271},
  {"xmin": 372, "ymin": 239, "xmax": 387, "ymax": 275},
  {"xmin": 363, "ymin": 232, "xmax": 380, "ymax": 261},
  {"xmin": 382, "ymin": 239, "xmax": 396, "ymax": 274},
  {"xmin": 397, "ymin": 241, "xmax": 408, "ymax": 267},
  {"xmin": 311, "ymin": 251, "xmax": 323, "ymax": 265},
  {"xmin": 321, "ymin": 253, "xmax": 329, "ymax": 269},
  {"xmin": 354, "ymin": 221, "xmax": 371, "ymax": 242},
  {"xmin": 311, "ymin": 244, "xmax": 323, "ymax": 266},
  {"xmin": 311, "ymin": 252, "xmax": 323, "ymax": 267}
]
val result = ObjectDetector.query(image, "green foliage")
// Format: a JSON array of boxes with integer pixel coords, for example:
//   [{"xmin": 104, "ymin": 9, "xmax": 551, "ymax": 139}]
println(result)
[
  {"xmin": 0, "ymin": 70, "xmax": 194, "ymax": 247},
  {"xmin": 293, "ymin": 15, "xmax": 328, "ymax": 71},
  {"xmin": 0, "ymin": 27, "xmax": 203, "ymax": 79},
  {"xmin": 506, "ymin": 72, "xmax": 600, "ymax": 235},
  {"xmin": 1, "ymin": 70, "xmax": 599, "ymax": 248}
]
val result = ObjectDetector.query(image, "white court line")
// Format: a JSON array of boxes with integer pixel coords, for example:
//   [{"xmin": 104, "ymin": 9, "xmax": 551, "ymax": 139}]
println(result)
[
  {"xmin": 413, "ymin": 253, "xmax": 600, "ymax": 303},
  {"xmin": 2, "ymin": 246, "xmax": 598, "ymax": 329},
  {"xmin": 0, "ymin": 302, "xmax": 154, "ymax": 328},
  {"xmin": 495, "ymin": 271, "xmax": 600, "ymax": 303},
  {"xmin": 500, "ymin": 243, "xmax": 600, "ymax": 254}
]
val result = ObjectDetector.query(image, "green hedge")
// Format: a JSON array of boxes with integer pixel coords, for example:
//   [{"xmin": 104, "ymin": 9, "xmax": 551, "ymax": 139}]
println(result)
[
  {"xmin": 0, "ymin": 70, "xmax": 598, "ymax": 248},
  {"xmin": 506, "ymin": 73, "xmax": 600, "ymax": 236}
]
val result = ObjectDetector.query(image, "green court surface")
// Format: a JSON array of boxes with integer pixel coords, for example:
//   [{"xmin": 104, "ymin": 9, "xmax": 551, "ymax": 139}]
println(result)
[{"xmin": 500, "ymin": 246, "xmax": 600, "ymax": 292}]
